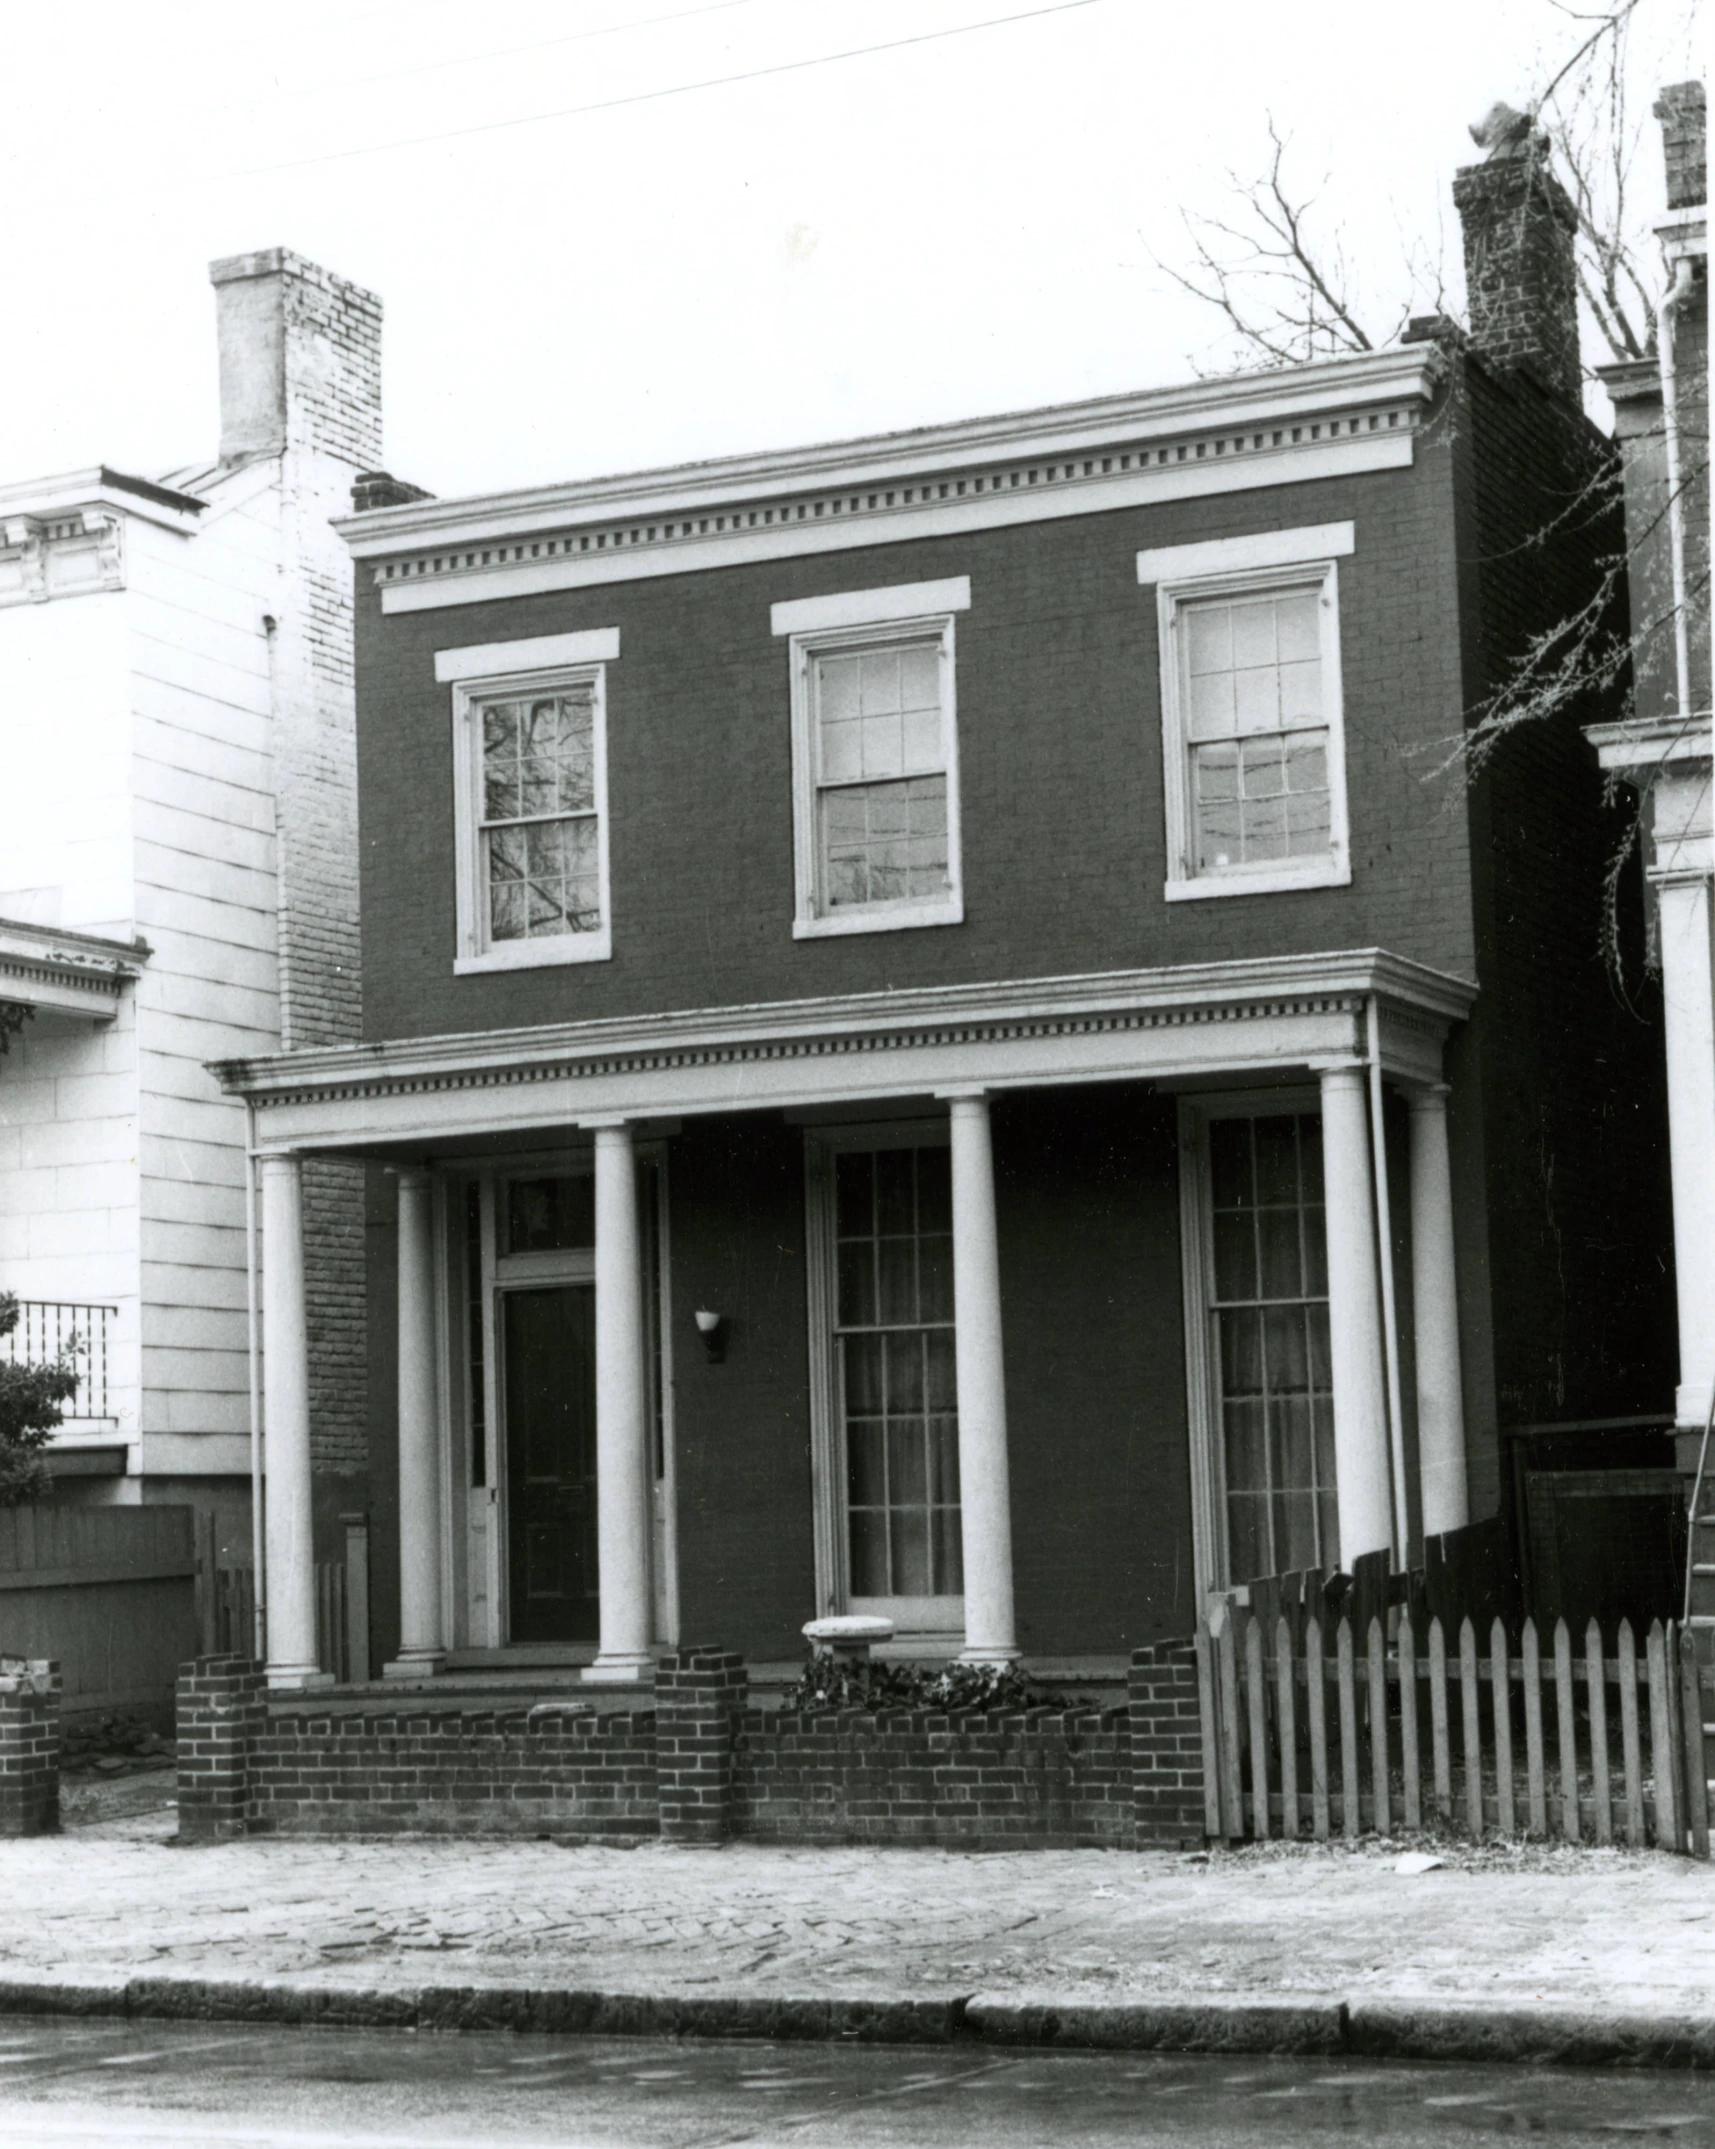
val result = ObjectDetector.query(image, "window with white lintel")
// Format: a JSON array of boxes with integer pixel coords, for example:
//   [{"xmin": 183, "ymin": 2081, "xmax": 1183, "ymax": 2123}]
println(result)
[
  {"xmin": 437, "ymin": 628, "xmax": 619, "ymax": 973},
  {"xmin": 1140, "ymin": 524, "xmax": 1354, "ymax": 902},
  {"xmin": 773, "ymin": 578, "xmax": 969, "ymax": 939}
]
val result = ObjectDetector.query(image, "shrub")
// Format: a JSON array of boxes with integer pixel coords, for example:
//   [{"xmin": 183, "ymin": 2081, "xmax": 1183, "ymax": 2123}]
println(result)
[
  {"xmin": 780, "ymin": 1653, "xmax": 1066, "ymax": 1715},
  {"xmin": 0, "ymin": 1293, "xmax": 77, "ymax": 1506}
]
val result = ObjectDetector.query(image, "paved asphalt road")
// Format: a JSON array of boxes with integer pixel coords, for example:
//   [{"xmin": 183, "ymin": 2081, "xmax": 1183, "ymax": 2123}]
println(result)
[{"xmin": 0, "ymin": 2020, "xmax": 1711, "ymax": 2147}]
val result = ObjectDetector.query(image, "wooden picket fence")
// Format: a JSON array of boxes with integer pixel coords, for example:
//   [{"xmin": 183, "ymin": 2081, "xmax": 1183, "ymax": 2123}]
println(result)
[{"xmin": 1196, "ymin": 1605, "xmax": 1714, "ymax": 1857}]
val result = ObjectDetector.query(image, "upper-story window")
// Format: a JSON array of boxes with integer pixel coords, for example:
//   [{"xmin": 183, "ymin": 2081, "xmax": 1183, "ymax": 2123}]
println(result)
[
  {"xmin": 436, "ymin": 629, "xmax": 618, "ymax": 973},
  {"xmin": 1139, "ymin": 524, "xmax": 1353, "ymax": 902},
  {"xmin": 772, "ymin": 577, "xmax": 970, "ymax": 938}
]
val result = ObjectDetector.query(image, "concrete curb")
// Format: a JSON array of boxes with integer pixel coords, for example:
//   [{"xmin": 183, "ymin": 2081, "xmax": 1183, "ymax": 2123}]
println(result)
[{"xmin": 0, "ymin": 1977, "xmax": 1711, "ymax": 2068}]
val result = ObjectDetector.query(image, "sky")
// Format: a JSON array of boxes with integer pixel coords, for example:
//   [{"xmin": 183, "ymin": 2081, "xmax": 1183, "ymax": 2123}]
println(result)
[{"xmin": 2, "ymin": 0, "xmax": 1704, "ymax": 504}]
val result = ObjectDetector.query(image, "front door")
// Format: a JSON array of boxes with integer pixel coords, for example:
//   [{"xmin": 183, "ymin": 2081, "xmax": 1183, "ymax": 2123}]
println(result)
[{"xmin": 503, "ymin": 1283, "xmax": 600, "ymax": 1641}]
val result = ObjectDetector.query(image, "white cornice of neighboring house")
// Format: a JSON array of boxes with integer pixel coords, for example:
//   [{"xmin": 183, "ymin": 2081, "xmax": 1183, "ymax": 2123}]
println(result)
[
  {"xmin": 340, "ymin": 344, "xmax": 1447, "ymax": 614},
  {"xmin": 0, "ymin": 918, "xmax": 151, "ymax": 1020},
  {"xmin": 0, "ymin": 466, "xmax": 204, "ymax": 609}
]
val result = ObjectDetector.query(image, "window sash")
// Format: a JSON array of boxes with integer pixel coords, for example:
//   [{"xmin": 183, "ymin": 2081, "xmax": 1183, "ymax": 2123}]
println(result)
[
  {"xmin": 1157, "ymin": 561, "xmax": 1348, "ymax": 897},
  {"xmin": 455, "ymin": 667, "xmax": 610, "ymax": 958}
]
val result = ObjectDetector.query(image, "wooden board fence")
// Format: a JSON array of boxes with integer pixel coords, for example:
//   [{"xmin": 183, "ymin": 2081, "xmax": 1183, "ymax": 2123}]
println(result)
[{"xmin": 1199, "ymin": 1605, "xmax": 1713, "ymax": 1858}]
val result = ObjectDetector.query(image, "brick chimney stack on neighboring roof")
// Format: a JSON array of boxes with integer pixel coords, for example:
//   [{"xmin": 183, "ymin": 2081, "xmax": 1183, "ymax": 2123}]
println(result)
[
  {"xmin": 1654, "ymin": 81, "xmax": 1707, "ymax": 211},
  {"xmin": 1451, "ymin": 130, "xmax": 1582, "ymax": 403},
  {"xmin": 208, "ymin": 248, "xmax": 382, "ymax": 471}
]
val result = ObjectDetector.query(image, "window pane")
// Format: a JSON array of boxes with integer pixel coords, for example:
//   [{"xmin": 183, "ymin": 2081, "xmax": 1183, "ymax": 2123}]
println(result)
[
  {"xmin": 849, "ymin": 1509, "xmax": 888, "ymax": 1596},
  {"xmin": 885, "ymin": 1332, "xmax": 925, "ymax": 1413},
  {"xmin": 859, "ymin": 650, "xmax": 901, "ymax": 715},
  {"xmin": 1188, "ymin": 668, "xmax": 1236, "ymax": 739},
  {"xmin": 489, "ymin": 880, "xmax": 525, "ymax": 941},
  {"xmin": 889, "ymin": 1420, "xmax": 928, "ymax": 1507},
  {"xmin": 916, "ymin": 1145, "xmax": 951, "ymax": 1230},
  {"xmin": 847, "ymin": 1416, "xmax": 886, "ymax": 1508},
  {"xmin": 1229, "ymin": 599, "xmax": 1278, "ymax": 669},
  {"xmin": 835, "ymin": 1151, "xmax": 873, "ymax": 1238},
  {"xmin": 1208, "ymin": 1118, "xmax": 1252, "ymax": 1211},
  {"xmin": 918, "ymin": 1233, "xmax": 953, "ymax": 1323},
  {"xmin": 898, "ymin": 643, "xmax": 939, "ymax": 709},
  {"xmin": 1257, "ymin": 1206, "xmax": 1303, "ymax": 1298},
  {"xmin": 928, "ymin": 1412, "xmax": 960, "ymax": 1502},
  {"xmin": 1212, "ymin": 1209, "xmax": 1257, "ymax": 1303},
  {"xmin": 1224, "ymin": 1397, "xmax": 1268, "ymax": 1492},
  {"xmin": 932, "ymin": 1506, "xmax": 964, "ymax": 1594},
  {"xmin": 876, "ymin": 1234, "xmax": 917, "ymax": 1325},
  {"xmin": 1185, "ymin": 604, "xmax": 1232, "ymax": 674},
  {"xmin": 822, "ymin": 718, "xmax": 862, "ymax": 783},
  {"xmin": 817, "ymin": 653, "xmax": 861, "ymax": 718},
  {"xmin": 1233, "ymin": 663, "xmax": 1281, "ymax": 732},
  {"xmin": 925, "ymin": 1330, "xmax": 957, "ymax": 1409},
  {"xmin": 875, "ymin": 1149, "xmax": 914, "ymax": 1235},
  {"xmin": 1253, "ymin": 1116, "xmax": 1301, "ymax": 1206},
  {"xmin": 1276, "ymin": 591, "xmax": 1321, "ymax": 662},
  {"xmin": 844, "ymin": 1332, "xmax": 883, "ymax": 1415},
  {"xmin": 506, "ymin": 1174, "xmax": 594, "ymax": 1252},
  {"xmin": 1220, "ymin": 1306, "xmax": 1264, "ymax": 1397},
  {"xmin": 837, "ymin": 1239, "xmax": 876, "ymax": 1327},
  {"xmin": 1279, "ymin": 660, "xmax": 1325, "ymax": 725},
  {"xmin": 1227, "ymin": 1494, "xmax": 1268, "ymax": 1585},
  {"xmin": 890, "ymin": 1508, "xmax": 931, "ymax": 1596}
]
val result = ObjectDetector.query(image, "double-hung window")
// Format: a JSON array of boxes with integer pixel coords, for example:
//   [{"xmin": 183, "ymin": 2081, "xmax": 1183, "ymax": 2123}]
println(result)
[
  {"xmin": 1140, "ymin": 524, "xmax": 1353, "ymax": 901},
  {"xmin": 773, "ymin": 578, "xmax": 969, "ymax": 937},
  {"xmin": 438, "ymin": 629, "xmax": 618, "ymax": 972},
  {"xmin": 805, "ymin": 1126, "xmax": 964, "ymax": 1635},
  {"xmin": 1179, "ymin": 1098, "xmax": 1338, "ymax": 1592}
]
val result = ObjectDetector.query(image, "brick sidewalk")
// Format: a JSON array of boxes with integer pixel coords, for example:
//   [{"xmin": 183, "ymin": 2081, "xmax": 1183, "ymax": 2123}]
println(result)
[{"xmin": 2, "ymin": 1770, "xmax": 1709, "ymax": 2025}]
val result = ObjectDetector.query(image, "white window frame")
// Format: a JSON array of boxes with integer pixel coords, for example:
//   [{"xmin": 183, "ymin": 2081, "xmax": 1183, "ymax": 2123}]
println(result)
[
  {"xmin": 773, "ymin": 577, "xmax": 970, "ymax": 939},
  {"xmin": 1140, "ymin": 524, "xmax": 1353, "ymax": 903},
  {"xmin": 1176, "ymin": 1087, "xmax": 1330, "ymax": 1605},
  {"xmin": 440, "ymin": 628, "xmax": 619, "ymax": 974},
  {"xmin": 803, "ymin": 1118, "xmax": 965, "ymax": 1640}
]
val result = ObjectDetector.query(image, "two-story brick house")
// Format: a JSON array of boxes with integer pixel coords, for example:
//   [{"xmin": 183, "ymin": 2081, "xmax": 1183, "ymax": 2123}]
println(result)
[{"xmin": 217, "ymin": 147, "xmax": 1675, "ymax": 1693}]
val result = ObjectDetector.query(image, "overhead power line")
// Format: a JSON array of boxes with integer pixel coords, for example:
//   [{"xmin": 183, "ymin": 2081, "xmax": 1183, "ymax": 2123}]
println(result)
[
  {"xmin": 241, "ymin": 0, "xmax": 768, "ymax": 111},
  {"xmin": 231, "ymin": 0, "xmax": 1107, "ymax": 177}
]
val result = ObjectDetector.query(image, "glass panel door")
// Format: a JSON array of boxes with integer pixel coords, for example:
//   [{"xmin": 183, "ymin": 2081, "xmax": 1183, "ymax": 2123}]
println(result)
[{"xmin": 503, "ymin": 1283, "xmax": 600, "ymax": 1641}]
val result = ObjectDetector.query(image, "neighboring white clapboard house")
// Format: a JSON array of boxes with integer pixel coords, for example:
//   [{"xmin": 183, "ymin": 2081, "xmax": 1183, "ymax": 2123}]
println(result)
[{"xmin": 0, "ymin": 250, "xmax": 412, "ymax": 1562}]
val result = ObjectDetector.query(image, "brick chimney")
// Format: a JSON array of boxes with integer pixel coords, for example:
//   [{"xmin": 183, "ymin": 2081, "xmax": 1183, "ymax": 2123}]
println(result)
[
  {"xmin": 1655, "ymin": 81, "xmax": 1707, "ymax": 211},
  {"xmin": 1451, "ymin": 134, "xmax": 1582, "ymax": 402},
  {"xmin": 208, "ymin": 248, "xmax": 382, "ymax": 471}
]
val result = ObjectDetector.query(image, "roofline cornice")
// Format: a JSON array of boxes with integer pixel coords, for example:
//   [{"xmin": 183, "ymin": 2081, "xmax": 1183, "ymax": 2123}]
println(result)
[
  {"xmin": 212, "ymin": 949, "xmax": 1476, "ymax": 1108},
  {"xmin": 336, "ymin": 346, "xmax": 1445, "ymax": 560},
  {"xmin": 0, "ymin": 466, "xmax": 205, "ymax": 536}
]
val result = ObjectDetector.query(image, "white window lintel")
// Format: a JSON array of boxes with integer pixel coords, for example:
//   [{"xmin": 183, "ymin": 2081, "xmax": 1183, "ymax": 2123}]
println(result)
[
  {"xmin": 1136, "ymin": 522, "xmax": 1354, "ymax": 587},
  {"xmin": 771, "ymin": 576, "xmax": 971, "ymax": 638},
  {"xmin": 435, "ymin": 627, "xmax": 620, "ymax": 683}
]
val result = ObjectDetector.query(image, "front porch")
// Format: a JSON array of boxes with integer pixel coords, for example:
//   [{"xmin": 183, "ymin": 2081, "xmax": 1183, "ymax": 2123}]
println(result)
[{"xmin": 212, "ymin": 948, "xmax": 1480, "ymax": 1707}]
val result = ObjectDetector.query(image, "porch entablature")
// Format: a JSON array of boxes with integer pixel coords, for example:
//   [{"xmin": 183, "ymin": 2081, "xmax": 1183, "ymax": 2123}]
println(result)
[{"xmin": 211, "ymin": 947, "xmax": 1475, "ymax": 1156}]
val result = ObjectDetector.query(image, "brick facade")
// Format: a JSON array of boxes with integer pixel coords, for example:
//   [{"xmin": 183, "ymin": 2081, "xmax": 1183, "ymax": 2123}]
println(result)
[{"xmin": 0, "ymin": 1659, "xmax": 59, "ymax": 1837}]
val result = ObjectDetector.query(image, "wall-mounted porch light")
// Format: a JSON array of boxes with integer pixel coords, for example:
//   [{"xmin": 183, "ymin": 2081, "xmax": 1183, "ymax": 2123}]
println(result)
[{"xmin": 694, "ymin": 1308, "xmax": 727, "ymax": 1364}]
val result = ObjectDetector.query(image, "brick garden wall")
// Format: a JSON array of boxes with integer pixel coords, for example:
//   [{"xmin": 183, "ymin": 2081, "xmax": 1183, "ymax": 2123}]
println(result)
[
  {"xmin": 247, "ymin": 1699, "xmax": 657, "ymax": 1839},
  {"xmin": 733, "ymin": 1705, "xmax": 1133, "ymax": 1848},
  {"xmin": 169, "ymin": 1643, "xmax": 1209, "ymax": 1848}
]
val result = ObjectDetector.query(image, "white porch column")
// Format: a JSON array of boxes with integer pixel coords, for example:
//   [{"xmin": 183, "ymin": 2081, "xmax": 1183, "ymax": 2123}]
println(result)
[
  {"xmin": 1318, "ymin": 1064, "xmax": 1394, "ymax": 1567},
  {"xmin": 1407, "ymin": 1084, "xmax": 1469, "ymax": 1538},
  {"xmin": 945, "ymin": 1091, "xmax": 1019, "ymax": 1664},
  {"xmin": 587, "ymin": 1119, "xmax": 654, "ymax": 1682},
  {"xmin": 260, "ymin": 1153, "xmax": 328, "ymax": 1689},
  {"xmin": 1659, "ymin": 872, "xmax": 1715, "ymax": 1429},
  {"xmin": 385, "ymin": 1166, "xmax": 446, "ymax": 1677}
]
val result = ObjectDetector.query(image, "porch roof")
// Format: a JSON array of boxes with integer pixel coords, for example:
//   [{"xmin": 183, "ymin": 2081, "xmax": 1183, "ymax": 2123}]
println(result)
[{"xmin": 210, "ymin": 948, "xmax": 1476, "ymax": 1159}]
